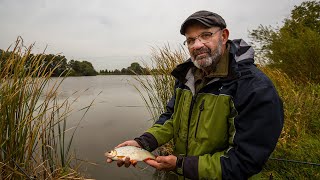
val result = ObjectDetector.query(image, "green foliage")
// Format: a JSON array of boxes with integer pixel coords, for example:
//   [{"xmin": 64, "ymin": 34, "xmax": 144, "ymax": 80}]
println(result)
[
  {"xmin": 128, "ymin": 62, "xmax": 144, "ymax": 74},
  {"xmin": 249, "ymin": 1, "xmax": 320, "ymax": 83},
  {"xmin": 0, "ymin": 49, "xmax": 98, "ymax": 77},
  {"xmin": 99, "ymin": 62, "xmax": 148, "ymax": 75},
  {"xmin": 68, "ymin": 60, "xmax": 98, "ymax": 76}
]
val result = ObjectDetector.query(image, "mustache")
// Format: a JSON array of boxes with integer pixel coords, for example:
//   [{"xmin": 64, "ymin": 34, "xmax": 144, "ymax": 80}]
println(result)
[{"xmin": 193, "ymin": 47, "xmax": 211, "ymax": 56}]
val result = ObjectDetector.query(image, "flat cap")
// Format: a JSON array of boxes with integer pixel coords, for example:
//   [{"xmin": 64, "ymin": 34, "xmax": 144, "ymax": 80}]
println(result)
[{"xmin": 180, "ymin": 10, "xmax": 226, "ymax": 35}]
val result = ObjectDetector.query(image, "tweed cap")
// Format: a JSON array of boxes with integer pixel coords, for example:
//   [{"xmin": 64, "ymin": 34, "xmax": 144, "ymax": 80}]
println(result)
[{"xmin": 180, "ymin": 10, "xmax": 226, "ymax": 35}]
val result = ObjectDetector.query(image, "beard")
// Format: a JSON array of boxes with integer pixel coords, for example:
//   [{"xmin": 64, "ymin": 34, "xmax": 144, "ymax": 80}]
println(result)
[{"xmin": 191, "ymin": 38, "xmax": 223, "ymax": 70}]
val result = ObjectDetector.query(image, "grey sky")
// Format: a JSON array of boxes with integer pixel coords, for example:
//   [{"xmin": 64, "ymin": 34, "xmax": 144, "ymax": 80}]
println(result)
[{"xmin": 0, "ymin": 0, "xmax": 305, "ymax": 70}]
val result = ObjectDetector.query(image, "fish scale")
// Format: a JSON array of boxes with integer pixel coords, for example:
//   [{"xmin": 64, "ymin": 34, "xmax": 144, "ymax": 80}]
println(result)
[{"xmin": 105, "ymin": 146, "xmax": 155, "ymax": 162}]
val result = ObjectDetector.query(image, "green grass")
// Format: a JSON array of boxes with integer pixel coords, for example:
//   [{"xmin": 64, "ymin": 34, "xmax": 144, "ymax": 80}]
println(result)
[{"xmin": 0, "ymin": 37, "xmax": 85, "ymax": 179}]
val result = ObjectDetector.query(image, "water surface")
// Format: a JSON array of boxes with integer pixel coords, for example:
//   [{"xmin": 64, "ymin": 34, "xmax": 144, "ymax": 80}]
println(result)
[{"xmin": 52, "ymin": 75, "xmax": 159, "ymax": 179}]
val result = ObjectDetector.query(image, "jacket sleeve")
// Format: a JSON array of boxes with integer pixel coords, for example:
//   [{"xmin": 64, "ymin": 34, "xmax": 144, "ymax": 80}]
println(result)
[
  {"xmin": 134, "ymin": 80, "xmax": 178, "ymax": 152},
  {"xmin": 220, "ymin": 83, "xmax": 283, "ymax": 179},
  {"xmin": 182, "ymin": 83, "xmax": 284, "ymax": 180}
]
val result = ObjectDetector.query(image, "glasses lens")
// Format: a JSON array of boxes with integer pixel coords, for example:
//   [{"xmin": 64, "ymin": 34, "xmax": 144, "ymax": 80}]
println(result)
[
  {"xmin": 199, "ymin": 32, "xmax": 213, "ymax": 42},
  {"xmin": 183, "ymin": 39, "xmax": 194, "ymax": 46},
  {"xmin": 184, "ymin": 30, "xmax": 218, "ymax": 47}
]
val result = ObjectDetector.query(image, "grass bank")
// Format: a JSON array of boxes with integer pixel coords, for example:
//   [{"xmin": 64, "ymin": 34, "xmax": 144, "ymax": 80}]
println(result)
[
  {"xmin": 0, "ymin": 37, "xmax": 84, "ymax": 179},
  {"xmin": 260, "ymin": 67, "xmax": 320, "ymax": 179},
  {"xmin": 134, "ymin": 46, "xmax": 320, "ymax": 179}
]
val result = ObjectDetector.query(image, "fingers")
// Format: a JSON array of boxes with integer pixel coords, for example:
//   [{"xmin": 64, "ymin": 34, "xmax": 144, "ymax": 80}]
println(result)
[
  {"xmin": 145, "ymin": 159, "xmax": 161, "ymax": 169},
  {"xmin": 124, "ymin": 157, "xmax": 131, "ymax": 168},
  {"xmin": 115, "ymin": 140, "xmax": 141, "ymax": 148},
  {"xmin": 145, "ymin": 156, "xmax": 177, "ymax": 171},
  {"xmin": 116, "ymin": 157, "xmax": 131, "ymax": 168},
  {"xmin": 117, "ymin": 159, "xmax": 124, "ymax": 167},
  {"xmin": 155, "ymin": 156, "xmax": 165, "ymax": 163},
  {"xmin": 115, "ymin": 142, "xmax": 128, "ymax": 148}
]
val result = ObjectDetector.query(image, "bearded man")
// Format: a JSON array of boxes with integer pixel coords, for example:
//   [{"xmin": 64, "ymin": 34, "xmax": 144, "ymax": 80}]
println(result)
[{"xmin": 108, "ymin": 10, "xmax": 284, "ymax": 180}]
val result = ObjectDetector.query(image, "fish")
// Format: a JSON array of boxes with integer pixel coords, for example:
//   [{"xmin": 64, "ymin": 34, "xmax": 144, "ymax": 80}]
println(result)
[{"xmin": 105, "ymin": 146, "xmax": 155, "ymax": 166}]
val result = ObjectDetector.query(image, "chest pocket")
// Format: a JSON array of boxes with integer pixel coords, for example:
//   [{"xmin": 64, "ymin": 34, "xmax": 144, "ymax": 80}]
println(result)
[{"xmin": 192, "ymin": 94, "xmax": 231, "ymax": 148}]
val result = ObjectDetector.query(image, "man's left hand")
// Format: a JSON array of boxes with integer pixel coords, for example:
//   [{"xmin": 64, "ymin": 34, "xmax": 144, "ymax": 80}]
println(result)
[{"xmin": 145, "ymin": 155, "xmax": 177, "ymax": 171}]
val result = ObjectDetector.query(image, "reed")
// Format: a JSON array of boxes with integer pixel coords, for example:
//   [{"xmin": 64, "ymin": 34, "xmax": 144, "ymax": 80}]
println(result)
[
  {"xmin": 133, "ymin": 45, "xmax": 187, "ymax": 122},
  {"xmin": 0, "ymin": 37, "xmax": 84, "ymax": 179}
]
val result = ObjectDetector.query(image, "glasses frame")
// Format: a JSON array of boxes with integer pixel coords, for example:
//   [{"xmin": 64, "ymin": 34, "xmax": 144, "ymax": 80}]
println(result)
[{"xmin": 183, "ymin": 28, "xmax": 222, "ymax": 47}]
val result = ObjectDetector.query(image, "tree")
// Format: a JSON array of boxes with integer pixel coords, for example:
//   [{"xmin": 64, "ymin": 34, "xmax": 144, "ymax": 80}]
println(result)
[
  {"xmin": 121, "ymin": 68, "xmax": 128, "ymax": 74},
  {"xmin": 67, "ymin": 60, "xmax": 97, "ymax": 76},
  {"xmin": 128, "ymin": 62, "xmax": 143, "ymax": 74},
  {"xmin": 249, "ymin": 1, "xmax": 320, "ymax": 83}
]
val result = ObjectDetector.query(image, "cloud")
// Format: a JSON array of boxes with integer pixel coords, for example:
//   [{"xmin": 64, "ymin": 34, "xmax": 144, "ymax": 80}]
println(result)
[{"xmin": 0, "ymin": 0, "xmax": 306, "ymax": 70}]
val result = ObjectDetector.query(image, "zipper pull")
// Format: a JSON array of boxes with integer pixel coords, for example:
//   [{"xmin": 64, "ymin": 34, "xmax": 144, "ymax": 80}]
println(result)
[{"xmin": 199, "ymin": 99, "xmax": 205, "ymax": 111}]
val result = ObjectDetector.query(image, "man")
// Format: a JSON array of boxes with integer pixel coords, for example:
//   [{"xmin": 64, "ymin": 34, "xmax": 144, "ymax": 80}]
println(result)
[{"xmin": 107, "ymin": 10, "xmax": 283, "ymax": 180}]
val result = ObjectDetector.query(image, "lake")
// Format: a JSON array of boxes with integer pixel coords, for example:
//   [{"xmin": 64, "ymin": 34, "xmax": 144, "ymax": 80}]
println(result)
[{"xmin": 51, "ymin": 75, "xmax": 163, "ymax": 180}]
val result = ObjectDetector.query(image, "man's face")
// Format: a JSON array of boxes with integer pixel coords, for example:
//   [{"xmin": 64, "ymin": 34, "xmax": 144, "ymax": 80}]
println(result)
[{"xmin": 185, "ymin": 24, "xmax": 224, "ymax": 69}]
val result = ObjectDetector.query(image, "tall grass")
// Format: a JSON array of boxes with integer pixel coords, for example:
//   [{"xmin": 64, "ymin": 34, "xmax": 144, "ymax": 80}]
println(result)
[
  {"xmin": 134, "ymin": 45, "xmax": 320, "ymax": 179},
  {"xmin": 133, "ymin": 45, "xmax": 187, "ymax": 122},
  {"xmin": 0, "ymin": 37, "xmax": 84, "ymax": 179},
  {"xmin": 260, "ymin": 67, "xmax": 320, "ymax": 179}
]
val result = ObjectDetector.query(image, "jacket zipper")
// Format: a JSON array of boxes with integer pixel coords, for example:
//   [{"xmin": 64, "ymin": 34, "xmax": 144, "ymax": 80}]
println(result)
[
  {"xmin": 185, "ymin": 93, "xmax": 198, "ymax": 157},
  {"xmin": 195, "ymin": 99, "xmax": 205, "ymax": 138},
  {"xmin": 177, "ymin": 95, "xmax": 186, "ymax": 138}
]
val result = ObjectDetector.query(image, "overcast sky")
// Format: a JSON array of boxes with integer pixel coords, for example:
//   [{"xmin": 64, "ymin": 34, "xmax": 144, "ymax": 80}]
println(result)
[{"xmin": 0, "ymin": 0, "xmax": 305, "ymax": 70}]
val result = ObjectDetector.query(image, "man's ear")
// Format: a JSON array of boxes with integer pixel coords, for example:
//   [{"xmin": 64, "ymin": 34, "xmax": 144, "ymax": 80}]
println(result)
[{"xmin": 221, "ymin": 28, "xmax": 229, "ymax": 44}]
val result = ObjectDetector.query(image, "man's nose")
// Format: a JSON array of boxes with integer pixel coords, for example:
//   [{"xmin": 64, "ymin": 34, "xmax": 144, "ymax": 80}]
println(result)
[{"xmin": 191, "ymin": 38, "xmax": 205, "ymax": 49}]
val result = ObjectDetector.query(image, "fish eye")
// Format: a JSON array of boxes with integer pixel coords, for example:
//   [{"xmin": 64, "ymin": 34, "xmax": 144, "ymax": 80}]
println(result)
[{"xmin": 108, "ymin": 151, "xmax": 111, "ymax": 153}]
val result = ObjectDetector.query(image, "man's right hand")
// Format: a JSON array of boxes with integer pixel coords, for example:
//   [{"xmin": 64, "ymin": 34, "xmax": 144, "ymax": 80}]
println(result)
[{"xmin": 106, "ymin": 140, "xmax": 141, "ymax": 167}]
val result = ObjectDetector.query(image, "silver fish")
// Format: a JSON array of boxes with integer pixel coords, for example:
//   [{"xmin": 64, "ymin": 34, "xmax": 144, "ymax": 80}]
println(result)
[{"xmin": 105, "ymin": 146, "xmax": 155, "ymax": 164}]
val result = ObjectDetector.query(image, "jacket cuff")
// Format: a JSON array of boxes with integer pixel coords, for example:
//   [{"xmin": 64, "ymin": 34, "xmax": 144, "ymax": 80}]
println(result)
[
  {"xmin": 183, "ymin": 156, "xmax": 199, "ymax": 180},
  {"xmin": 134, "ymin": 132, "xmax": 158, "ymax": 152},
  {"xmin": 174, "ymin": 155, "xmax": 184, "ymax": 175}
]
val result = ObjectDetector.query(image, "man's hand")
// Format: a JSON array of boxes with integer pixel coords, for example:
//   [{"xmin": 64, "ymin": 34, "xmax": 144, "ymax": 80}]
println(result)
[
  {"xmin": 115, "ymin": 140, "xmax": 141, "ymax": 148},
  {"xmin": 106, "ymin": 140, "xmax": 141, "ymax": 167},
  {"xmin": 145, "ymin": 155, "xmax": 177, "ymax": 171}
]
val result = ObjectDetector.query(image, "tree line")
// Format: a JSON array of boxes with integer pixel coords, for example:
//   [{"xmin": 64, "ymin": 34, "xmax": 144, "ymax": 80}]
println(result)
[
  {"xmin": 0, "ymin": 49, "xmax": 98, "ymax": 77},
  {"xmin": 0, "ymin": 49, "xmax": 152, "ymax": 76},
  {"xmin": 99, "ymin": 62, "xmax": 151, "ymax": 75}
]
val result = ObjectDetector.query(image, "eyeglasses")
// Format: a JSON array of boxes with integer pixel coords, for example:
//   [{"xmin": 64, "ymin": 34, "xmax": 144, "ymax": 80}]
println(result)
[{"xmin": 183, "ymin": 29, "xmax": 221, "ymax": 47}]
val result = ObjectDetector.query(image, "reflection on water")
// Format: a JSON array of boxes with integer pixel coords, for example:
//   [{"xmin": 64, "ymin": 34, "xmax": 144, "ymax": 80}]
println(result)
[{"xmin": 48, "ymin": 75, "xmax": 163, "ymax": 180}]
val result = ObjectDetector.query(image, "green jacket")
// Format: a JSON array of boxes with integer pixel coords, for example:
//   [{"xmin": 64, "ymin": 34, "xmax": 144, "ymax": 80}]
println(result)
[{"xmin": 135, "ymin": 39, "xmax": 283, "ymax": 180}]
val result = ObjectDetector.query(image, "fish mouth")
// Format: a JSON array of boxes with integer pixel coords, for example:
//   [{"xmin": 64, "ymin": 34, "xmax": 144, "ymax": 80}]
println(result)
[{"xmin": 105, "ymin": 150, "xmax": 117, "ymax": 158}]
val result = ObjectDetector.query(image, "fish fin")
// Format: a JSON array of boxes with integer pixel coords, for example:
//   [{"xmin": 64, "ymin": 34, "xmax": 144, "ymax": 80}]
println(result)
[
  {"xmin": 117, "ymin": 156, "xmax": 125, "ymax": 159},
  {"xmin": 130, "ymin": 160, "xmax": 137, "ymax": 167},
  {"xmin": 143, "ymin": 157, "xmax": 155, "ymax": 162}
]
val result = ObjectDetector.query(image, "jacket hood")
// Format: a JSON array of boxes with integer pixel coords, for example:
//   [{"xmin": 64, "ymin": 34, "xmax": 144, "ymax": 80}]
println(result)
[
  {"xmin": 171, "ymin": 39, "xmax": 255, "ymax": 83},
  {"xmin": 232, "ymin": 39, "xmax": 255, "ymax": 64}
]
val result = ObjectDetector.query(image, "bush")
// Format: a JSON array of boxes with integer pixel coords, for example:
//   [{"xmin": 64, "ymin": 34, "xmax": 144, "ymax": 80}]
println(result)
[{"xmin": 250, "ymin": 1, "xmax": 320, "ymax": 83}]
